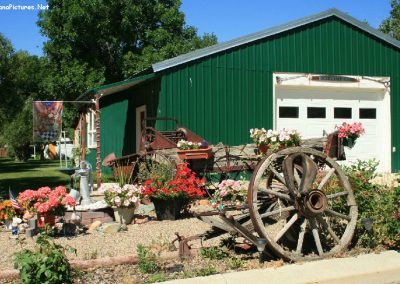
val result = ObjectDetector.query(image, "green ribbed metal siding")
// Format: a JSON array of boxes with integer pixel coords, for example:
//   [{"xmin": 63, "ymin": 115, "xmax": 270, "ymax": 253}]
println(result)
[
  {"xmin": 99, "ymin": 78, "xmax": 160, "ymax": 174},
  {"xmin": 157, "ymin": 17, "xmax": 400, "ymax": 171}
]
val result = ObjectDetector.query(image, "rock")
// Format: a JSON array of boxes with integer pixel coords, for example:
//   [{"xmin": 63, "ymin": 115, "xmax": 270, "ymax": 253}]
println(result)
[
  {"xmin": 136, "ymin": 203, "xmax": 155, "ymax": 215},
  {"xmin": 88, "ymin": 221, "xmax": 102, "ymax": 233},
  {"xmin": 121, "ymin": 275, "xmax": 139, "ymax": 284},
  {"xmin": 101, "ymin": 223, "xmax": 121, "ymax": 234},
  {"xmin": 134, "ymin": 216, "xmax": 149, "ymax": 224}
]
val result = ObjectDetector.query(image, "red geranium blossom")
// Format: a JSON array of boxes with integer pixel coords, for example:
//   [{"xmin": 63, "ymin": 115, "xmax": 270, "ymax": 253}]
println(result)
[{"xmin": 143, "ymin": 163, "xmax": 205, "ymax": 199}]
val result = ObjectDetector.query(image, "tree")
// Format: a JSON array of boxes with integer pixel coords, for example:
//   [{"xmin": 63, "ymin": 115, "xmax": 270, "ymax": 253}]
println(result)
[
  {"xmin": 0, "ymin": 33, "xmax": 15, "ymax": 128},
  {"xmin": 37, "ymin": 0, "xmax": 217, "ymax": 89},
  {"xmin": 3, "ymin": 100, "xmax": 33, "ymax": 161},
  {"xmin": 380, "ymin": 0, "xmax": 400, "ymax": 40}
]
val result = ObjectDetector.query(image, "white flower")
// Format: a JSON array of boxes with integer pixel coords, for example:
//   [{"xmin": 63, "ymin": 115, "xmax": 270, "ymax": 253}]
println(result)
[
  {"xmin": 271, "ymin": 136, "xmax": 277, "ymax": 142},
  {"xmin": 123, "ymin": 200, "xmax": 130, "ymax": 207}
]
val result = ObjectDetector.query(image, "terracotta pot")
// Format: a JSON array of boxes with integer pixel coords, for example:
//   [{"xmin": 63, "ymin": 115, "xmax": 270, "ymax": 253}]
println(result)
[
  {"xmin": 257, "ymin": 144, "xmax": 270, "ymax": 154},
  {"xmin": 176, "ymin": 147, "xmax": 213, "ymax": 160},
  {"xmin": 37, "ymin": 213, "xmax": 56, "ymax": 228},
  {"xmin": 112, "ymin": 207, "xmax": 135, "ymax": 225}
]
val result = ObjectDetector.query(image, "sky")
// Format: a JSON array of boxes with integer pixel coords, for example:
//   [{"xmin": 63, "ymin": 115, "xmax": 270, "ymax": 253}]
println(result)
[{"xmin": 0, "ymin": 0, "xmax": 393, "ymax": 56}]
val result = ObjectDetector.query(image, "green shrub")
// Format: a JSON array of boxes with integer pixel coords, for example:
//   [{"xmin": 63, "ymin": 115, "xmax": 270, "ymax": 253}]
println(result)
[
  {"xmin": 343, "ymin": 159, "xmax": 400, "ymax": 249},
  {"xmin": 14, "ymin": 234, "xmax": 76, "ymax": 284},
  {"xmin": 195, "ymin": 265, "xmax": 217, "ymax": 277},
  {"xmin": 137, "ymin": 244, "xmax": 160, "ymax": 274},
  {"xmin": 199, "ymin": 246, "xmax": 229, "ymax": 260}
]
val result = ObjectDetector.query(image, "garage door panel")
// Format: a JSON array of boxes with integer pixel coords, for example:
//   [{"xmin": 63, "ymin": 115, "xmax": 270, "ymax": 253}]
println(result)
[{"xmin": 276, "ymin": 87, "xmax": 387, "ymax": 171}]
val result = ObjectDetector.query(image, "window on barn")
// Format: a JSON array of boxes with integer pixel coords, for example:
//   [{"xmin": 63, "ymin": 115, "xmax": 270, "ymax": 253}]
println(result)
[
  {"xmin": 279, "ymin": 107, "xmax": 299, "ymax": 118},
  {"xmin": 86, "ymin": 110, "xmax": 96, "ymax": 148},
  {"xmin": 334, "ymin": 107, "xmax": 352, "ymax": 119},
  {"xmin": 359, "ymin": 108, "xmax": 377, "ymax": 119},
  {"xmin": 307, "ymin": 107, "xmax": 326, "ymax": 118}
]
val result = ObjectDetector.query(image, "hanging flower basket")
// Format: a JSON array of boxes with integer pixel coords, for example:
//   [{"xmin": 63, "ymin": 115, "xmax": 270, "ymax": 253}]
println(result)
[
  {"xmin": 176, "ymin": 146, "xmax": 213, "ymax": 160},
  {"xmin": 343, "ymin": 137, "xmax": 356, "ymax": 148}
]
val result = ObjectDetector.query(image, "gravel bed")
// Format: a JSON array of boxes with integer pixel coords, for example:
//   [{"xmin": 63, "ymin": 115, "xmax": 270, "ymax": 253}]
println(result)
[{"xmin": 0, "ymin": 213, "xmax": 222, "ymax": 271}]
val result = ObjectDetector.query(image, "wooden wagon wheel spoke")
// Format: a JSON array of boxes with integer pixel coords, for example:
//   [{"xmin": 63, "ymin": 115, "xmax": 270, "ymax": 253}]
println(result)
[
  {"xmin": 260, "ymin": 206, "xmax": 295, "ymax": 219},
  {"xmin": 248, "ymin": 147, "xmax": 358, "ymax": 262},
  {"xmin": 324, "ymin": 209, "xmax": 351, "ymax": 221},
  {"xmin": 309, "ymin": 217, "xmax": 324, "ymax": 256},
  {"xmin": 269, "ymin": 165, "xmax": 286, "ymax": 184},
  {"xmin": 274, "ymin": 213, "xmax": 299, "ymax": 242},
  {"xmin": 295, "ymin": 219, "xmax": 308, "ymax": 254},
  {"xmin": 326, "ymin": 191, "xmax": 349, "ymax": 199},
  {"xmin": 263, "ymin": 188, "xmax": 291, "ymax": 201},
  {"xmin": 317, "ymin": 168, "xmax": 336, "ymax": 190},
  {"xmin": 316, "ymin": 215, "xmax": 341, "ymax": 244}
]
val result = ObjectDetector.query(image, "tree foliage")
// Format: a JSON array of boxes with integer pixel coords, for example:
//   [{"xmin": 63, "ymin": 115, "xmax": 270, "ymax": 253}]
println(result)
[
  {"xmin": 0, "ymin": 1, "xmax": 217, "ymax": 157},
  {"xmin": 38, "ymin": 0, "xmax": 217, "ymax": 85},
  {"xmin": 380, "ymin": 0, "xmax": 400, "ymax": 40}
]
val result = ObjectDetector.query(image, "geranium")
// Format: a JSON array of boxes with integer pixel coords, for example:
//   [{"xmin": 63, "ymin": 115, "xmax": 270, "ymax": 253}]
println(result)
[
  {"xmin": 0, "ymin": 200, "xmax": 21, "ymax": 221},
  {"xmin": 211, "ymin": 178, "xmax": 248, "ymax": 209},
  {"xmin": 142, "ymin": 163, "xmax": 206, "ymax": 200},
  {"xmin": 250, "ymin": 128, "xmax": 301, "ymax": 150},
  {"xmin": 99, "ymin": 183, "xmax": 142, "ymax": 208},
  {"xmin": 336, "ymin": 122, "xmax": 365, "ymax": 139},
  {"xmin": 18, "ymin": 186, "xmax": 76, "ymax": 216}
]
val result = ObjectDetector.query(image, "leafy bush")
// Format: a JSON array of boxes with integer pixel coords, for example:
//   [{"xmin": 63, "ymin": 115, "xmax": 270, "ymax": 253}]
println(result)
[
  {"xmin": 14, "ymin": 234, "xmax": 76, "ymax": 284},
  {"xmin": 199, "ymin": 246, "xmax": 229, "ymax": 260},
  {"xmin": 343, "ymin": 160, "xmax": 400, "ymax": 249},
  {"xmin": 136, "ymin": 244, "xmax": 160, "ymax": 274}
]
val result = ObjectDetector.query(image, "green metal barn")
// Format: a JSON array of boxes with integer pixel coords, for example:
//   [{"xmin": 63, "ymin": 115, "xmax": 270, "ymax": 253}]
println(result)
[{"xmin": 76, "ymin": 9, "xmax": 400, "ymax": 180}]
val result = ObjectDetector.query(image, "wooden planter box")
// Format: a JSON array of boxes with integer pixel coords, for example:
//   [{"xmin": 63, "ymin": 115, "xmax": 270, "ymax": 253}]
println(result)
[{"xmin": 176, "ymin": 147, "xmax": 213, "ymax": 160}]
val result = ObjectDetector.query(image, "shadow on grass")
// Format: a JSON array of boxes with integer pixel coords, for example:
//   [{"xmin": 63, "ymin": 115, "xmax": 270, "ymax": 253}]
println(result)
[
  {"xmin": 0, "ymin": 176, "xmax": 70, "ymax": 197},
  {"xmin": 0, "ymin": 158, "xmax": 63, "ymax": 174}
]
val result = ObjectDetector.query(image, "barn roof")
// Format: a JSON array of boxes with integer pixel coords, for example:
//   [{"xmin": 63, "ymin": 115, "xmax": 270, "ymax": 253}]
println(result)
[
  {"xmin": 152, "ymin": 8, "xmax": 400, "ymax": 72},
  {"xmin": 79, "ymin": 8, "xmax": 400, "ymax": 99}
]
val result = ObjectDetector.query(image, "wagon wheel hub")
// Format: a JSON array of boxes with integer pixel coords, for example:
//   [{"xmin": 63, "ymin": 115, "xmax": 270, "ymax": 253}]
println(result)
[{"xmin": 296, "ymin": 189, "xmax": 328, "ymax": 217}]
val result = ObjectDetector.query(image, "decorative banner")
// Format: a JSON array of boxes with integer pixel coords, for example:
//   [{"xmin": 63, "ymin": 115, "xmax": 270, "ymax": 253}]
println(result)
[{"xmin": 33, "ymin": 101, "xmax": 63, "ymax": 142}]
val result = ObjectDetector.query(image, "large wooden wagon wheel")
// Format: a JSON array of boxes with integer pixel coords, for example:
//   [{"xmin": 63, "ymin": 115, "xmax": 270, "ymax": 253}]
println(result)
[{"xmin": 248, "ymin": 147, "xmax": 358, "ymax": 261}]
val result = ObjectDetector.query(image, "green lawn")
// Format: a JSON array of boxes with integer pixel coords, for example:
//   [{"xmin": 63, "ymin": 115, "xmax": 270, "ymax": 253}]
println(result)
[{"xmin": 0, "ymin": 158, "xmax": 70, "ymax": 198}]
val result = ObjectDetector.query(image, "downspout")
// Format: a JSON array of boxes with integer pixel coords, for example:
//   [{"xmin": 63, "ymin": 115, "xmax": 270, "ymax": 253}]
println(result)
[{"xmin": 95, "ymin": 94, "xmax": 101, "ymax": 189}]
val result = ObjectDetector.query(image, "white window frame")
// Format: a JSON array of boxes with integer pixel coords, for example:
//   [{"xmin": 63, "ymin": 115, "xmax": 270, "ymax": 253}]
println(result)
[{"xmin": 86, "ymin": 109, "xmax": 96, "ymax": 148}]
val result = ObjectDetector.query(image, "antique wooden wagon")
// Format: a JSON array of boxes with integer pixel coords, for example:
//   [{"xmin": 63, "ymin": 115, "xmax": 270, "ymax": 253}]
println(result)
[{"xmin": 107, "ymin": 118, "xmax": 357, "ymax": 262}]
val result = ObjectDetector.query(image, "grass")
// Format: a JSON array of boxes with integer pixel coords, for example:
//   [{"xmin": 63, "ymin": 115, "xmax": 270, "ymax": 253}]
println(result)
[{"xmin": 0, "ymin": 158, "xmax": 70, "ymax": 198}]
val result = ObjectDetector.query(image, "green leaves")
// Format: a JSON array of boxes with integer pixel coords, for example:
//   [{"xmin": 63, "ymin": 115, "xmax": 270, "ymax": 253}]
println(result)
[
  {"xmin": 380, "ymin": 0, "xmax": 400, "ymax": 40},
  {"xmin": 14, "ymin": 233, "xmax": 76, "ymax": 284}
]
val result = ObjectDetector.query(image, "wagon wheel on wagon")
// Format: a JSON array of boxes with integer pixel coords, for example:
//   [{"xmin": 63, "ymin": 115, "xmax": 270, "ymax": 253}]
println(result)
[
  {"xmin": 248, "ymin": 146, "xmax": 358, "ymax": 261},
  {"xmin": 132, "ymin": 151, "xmax": 177, "ymax": 184},
  {"xmin": 201, "ymin": 147, "xmax": 255, "ymax": 197}
]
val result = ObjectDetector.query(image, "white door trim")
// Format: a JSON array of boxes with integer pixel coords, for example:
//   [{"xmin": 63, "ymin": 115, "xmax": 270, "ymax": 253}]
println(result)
[{"xmin": 136, "ymin": 105, "xmax": 146, "ymax": 152}]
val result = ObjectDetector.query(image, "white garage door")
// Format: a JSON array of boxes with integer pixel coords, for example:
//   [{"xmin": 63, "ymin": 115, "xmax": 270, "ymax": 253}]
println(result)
[{"xmin": 275, "ymin": 87, "xmax": 389, "ymax": 171}]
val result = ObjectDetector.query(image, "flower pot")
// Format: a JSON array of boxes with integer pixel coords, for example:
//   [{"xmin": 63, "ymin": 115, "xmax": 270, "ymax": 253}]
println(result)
[
  {"xmin": 37, "ymin": 213, "xmax": 56, "ymax": 228},
  {"xmin": 152, "ymin": 198, "xmax": 188, "ymax": 221},
  {"xmin": 113, "ymin": 207, "xmax": 135, "ymax": 225},
  {"xmin": 176, "ymin": 147, "xmax": 213, "ymax": 160},
  {"xmin": 4, "ymin": 219, "xmax": 12, "ymax": 230},
  {"xmin": 343, "ymin": 137, "xmax": 356, "ymax": 148},
  {"xmin": 257, "ymin": 144, "xmax": 270, "ymax": 154}
]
